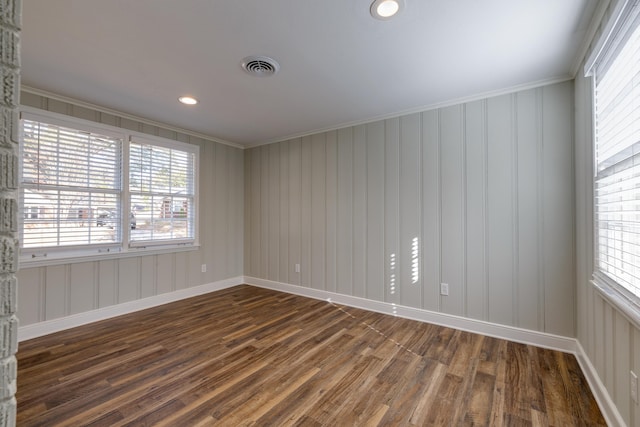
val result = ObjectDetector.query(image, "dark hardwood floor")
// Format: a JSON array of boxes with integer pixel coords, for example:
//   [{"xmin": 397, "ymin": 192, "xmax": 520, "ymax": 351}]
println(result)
[{"xmin": 17, "ymin": 285, "xmax": 605, "ymax": 426}]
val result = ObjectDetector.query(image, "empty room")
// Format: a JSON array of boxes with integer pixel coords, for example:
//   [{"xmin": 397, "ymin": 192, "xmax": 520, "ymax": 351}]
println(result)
[{"xmin": 2, "ymin": 0, "xmax": 640, "ymax": 425}]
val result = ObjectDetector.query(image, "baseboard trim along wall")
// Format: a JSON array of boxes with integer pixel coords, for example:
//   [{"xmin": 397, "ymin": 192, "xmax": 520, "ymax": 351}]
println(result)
[
  {"xmin": 18, "ymin": 276, "xmax": 245, "ymax": 342},
  {"xmin": 575, "ymin": 341, "xmax": 627, "ymax": 427},
  {"xmin": 244, "ymin": 276, "xmax": 577, "ymax": 352},
  {"xmin": 243, "ymin": 276, "xmax": 624, "ymax": 426},
  {"xmin": 18, "ymin": 276, "xmax": 623, "ymax": 426}
]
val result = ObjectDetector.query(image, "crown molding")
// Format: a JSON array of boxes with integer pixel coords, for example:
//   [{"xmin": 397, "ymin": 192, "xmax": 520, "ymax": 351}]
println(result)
[{"xmin": 20, "ymin": 85, "xmax": 244, "ymax": 149}]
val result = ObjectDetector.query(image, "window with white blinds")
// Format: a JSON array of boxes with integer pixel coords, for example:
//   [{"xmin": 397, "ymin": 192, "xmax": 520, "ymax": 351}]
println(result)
[
  {"xmin": 20, "ymin": 116, "xmax": 123, "ymax": 254},
  {"xmin": 129, "ymin": 138, "xmax": 196, "ymax": 246},
  {"xmin": 19, "ymin": 110, "xmax": 199, "ymax": 263},
  {"xmin": 593, "ymin": 5, "xmax": 640, "ymax": 303}
]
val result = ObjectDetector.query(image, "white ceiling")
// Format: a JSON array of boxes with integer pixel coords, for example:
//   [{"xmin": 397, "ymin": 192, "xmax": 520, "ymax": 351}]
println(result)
[{"xmin": 21, "ymin": 0, "xmax": 600, "ymax": 147}]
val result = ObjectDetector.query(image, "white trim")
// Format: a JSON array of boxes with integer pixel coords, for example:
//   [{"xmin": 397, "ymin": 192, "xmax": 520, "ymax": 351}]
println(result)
[
  {"xmin": 570, "ymin": 0, "xmax": 612, "ymax": 77},
  {"xmin": 20, "ymin": 106, "xmax": 209, "ymax": 152},
  {"xmin": 584, "ymin": 0, "xmax": 636, "ymax": 76},
  {"xmin": 591, "ymin": 279, "xmax": 640, "ymax": 329},
  {"xmin": 18, "ymin": 106, "xmax": 203, "ymax": 267},
  {"xmin": 20, "ymin": 85, "xmax": 243, "ymax": 149},
  {"xmin": 20, "ymin": 243, "xmax": 199, "ymax": 268},
  {"xmin": 19, "ymin": 275, "xmax": 621, "ymax": 424},
  {"xmin": 18, "ymin": 276, "xmax": 244, "ymax": 342},
  {"xmin": 246, "ymin": 75, "xmax": 574, "ymax": 148},
  {"xmin": 575, "ymin": 340, "xmax": 628, "ymax": 427},
  {"xmin": 24, "ymin": 77, "xmax": 573, "ymax": 150},
  {"xmin": 243, "ymin": 276, "xmax": 577, "ymax": 353}
]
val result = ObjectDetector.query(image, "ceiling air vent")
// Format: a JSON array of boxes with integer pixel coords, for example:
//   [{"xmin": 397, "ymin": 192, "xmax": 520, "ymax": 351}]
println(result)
[{"xmin": 241, "ymin": 56, "xmax": 280, "ymax": 77}]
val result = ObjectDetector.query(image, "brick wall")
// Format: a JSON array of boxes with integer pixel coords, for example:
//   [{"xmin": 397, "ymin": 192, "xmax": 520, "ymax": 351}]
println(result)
[{"xmin": 0, "ymin": 0, "xmax": 19, "ymax": 425}]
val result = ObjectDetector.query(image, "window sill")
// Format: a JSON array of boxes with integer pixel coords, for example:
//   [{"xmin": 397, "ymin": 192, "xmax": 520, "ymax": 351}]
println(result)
[
  {"xmin": 19, "ymin": 244, "xmax": 200, "ymax": 269},
  {"xmin": 591, "ymin": 279, "xmax": 640, "ymax": 330}
]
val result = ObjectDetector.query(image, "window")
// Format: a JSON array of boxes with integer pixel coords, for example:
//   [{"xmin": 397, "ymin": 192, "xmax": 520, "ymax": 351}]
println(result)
[
  {"xmin": 20, "ymin": 114, "xmax": 123, "ymax": 255},
  {"xmin": 19, "ymin": 110, "xmax": 199, "ymax": 263},
  {"xmin": 590, "ymin": 3, "xmax": 640, "ymax": 303},
  {"xmin": 129, "ymin": 137, "xmax": 196, "ymax": 247}
]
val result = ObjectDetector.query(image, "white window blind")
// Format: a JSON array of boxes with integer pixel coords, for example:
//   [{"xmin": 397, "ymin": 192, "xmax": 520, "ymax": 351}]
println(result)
[
  {"xmin": 20, "ymin": 116, "xmax": 123, "ymax": 253},
  {"xmin": 129, "ymin": 138, "xmax": 196, "ymax": 246},
  {"xmin": 594, "ymin": 5, "xmax": 640, "ymax": 302}
]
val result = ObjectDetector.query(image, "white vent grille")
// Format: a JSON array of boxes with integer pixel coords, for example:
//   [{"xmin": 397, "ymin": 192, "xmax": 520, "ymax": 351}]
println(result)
[{"xmin": 241, "ymin": 56, "xmax": 280, "ymax": 77}]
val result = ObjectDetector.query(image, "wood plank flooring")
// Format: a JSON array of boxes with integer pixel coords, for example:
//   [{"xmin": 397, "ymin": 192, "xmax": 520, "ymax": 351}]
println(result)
[{"xmin": 17, "ymin": 285, "xmax": 605, "ymax": 426}]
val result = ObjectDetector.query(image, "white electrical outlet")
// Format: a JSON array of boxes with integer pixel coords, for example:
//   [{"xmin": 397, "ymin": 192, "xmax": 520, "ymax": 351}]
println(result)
[
  {"xmin": 295, "ymin": 264, "xmax": 300, "ymax": 273},
  {"xmin": 631, "ymin": 370, "xmax": 638, "ymax": 405},
  {"xmin": 201, "ymin": 264, "xmax": 207, "ymax": 273},
  {"xmin": 440, "ymin": 283, "xmax": 449, "ymax": 296}
]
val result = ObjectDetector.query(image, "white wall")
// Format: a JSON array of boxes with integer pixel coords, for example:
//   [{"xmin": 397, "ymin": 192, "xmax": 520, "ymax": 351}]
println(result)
[
  {"xmin": 245, "ymin": 80, "xmax": 575, "ymax": 336},
  {"xmin": 17, "ymin": 91, "xmax": 244, "ymax": 327},
  {"xmin": 574, "ymin": 1, "xmax": 640, "ymax": 425}
]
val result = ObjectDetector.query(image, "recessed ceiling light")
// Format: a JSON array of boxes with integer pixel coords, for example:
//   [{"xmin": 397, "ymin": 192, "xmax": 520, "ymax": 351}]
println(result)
[
  {"xmin": 178, "ymin": 96, "xmax": 198, "ymax": 105},
  {"xmin": 370, "ymin": 0, "xmax": 404, "ymax": 20}
]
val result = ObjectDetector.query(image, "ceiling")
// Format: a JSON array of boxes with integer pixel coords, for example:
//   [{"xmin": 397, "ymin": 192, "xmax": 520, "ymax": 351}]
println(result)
[{"xmin": 21, "ymin": 0, "xmax": 600, "ymax": 148}]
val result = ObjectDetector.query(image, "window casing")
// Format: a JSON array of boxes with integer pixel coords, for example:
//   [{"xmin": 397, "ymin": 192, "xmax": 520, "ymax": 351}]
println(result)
[
  {"xmin": 589, "ymin": 2, "xmax": 640, "ymax": 306},
  {"xmin": 129, "ymin": 137, "xmax": 197, "ymax": 248},
  {"xmin": 19, "ymin": 109, "xmax": 199, "ymax": 264}
]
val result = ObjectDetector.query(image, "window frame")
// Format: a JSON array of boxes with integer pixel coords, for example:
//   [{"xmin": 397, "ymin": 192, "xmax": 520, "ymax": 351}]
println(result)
[
  {"xmin": 18, "ymin": 107, "xmax": 200, "ymax": 267},
  {"xmin": 586, "ymin": 0, "xmax": 640, "ymax": 319},
  {"xmin": 127, "ymin": 134, "xmax": 199, "ymax": 250}
]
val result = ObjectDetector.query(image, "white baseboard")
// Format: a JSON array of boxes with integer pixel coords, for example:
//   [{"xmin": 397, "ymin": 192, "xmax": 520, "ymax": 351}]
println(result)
[
  {"xmin": 245, "ymin": 276, "xmax": 626, "ymax": 425},
  {"xmin": 19, "ymin": 275, "xmax": 622, "ymax": 425},
  {"xmin": 243, "ymin": 276, "xmax": 577, "ymax": 353},
  {"xmin": 18, "ymin": 276, "xmax": 244, "ymax": 342},
  {"xmin": 575, "ymin": 341, "xmax": 627, "ymax": 427}
]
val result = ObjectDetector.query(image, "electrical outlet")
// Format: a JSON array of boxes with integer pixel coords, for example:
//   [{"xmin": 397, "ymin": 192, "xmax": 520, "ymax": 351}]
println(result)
[
  {"xmin": 632, "ymin": 370, "xmax": 638, "ymax": 405},
  {"xmin": 295, "ymin": 264, "xmax": 301, "ymax": 273},
  {"xmin": 440, "ymin": 283, "xmax": 449, "ymax": 296},
  {"xmin": 201, "ymin": 264, "xmax": 207, "ymax": 273}
]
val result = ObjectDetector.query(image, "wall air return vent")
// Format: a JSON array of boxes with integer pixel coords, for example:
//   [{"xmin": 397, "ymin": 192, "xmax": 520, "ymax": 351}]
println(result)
[{"xmin": 241, "ymin": 55, "xmax": 280, "ymax": 77}]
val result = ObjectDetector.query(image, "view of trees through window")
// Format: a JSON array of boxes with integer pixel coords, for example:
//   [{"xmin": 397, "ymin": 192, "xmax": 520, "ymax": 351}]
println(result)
[
  {"xmin": 20, "ymin": 119, "xmax": 122, "ymax": 248},
  {"xmin": 129, "ymin": 141, "xmax": 195, "ymax": 243},
  {"xmin": 20, "ymin": 115, "xmax": 197, "ymax": 257}
]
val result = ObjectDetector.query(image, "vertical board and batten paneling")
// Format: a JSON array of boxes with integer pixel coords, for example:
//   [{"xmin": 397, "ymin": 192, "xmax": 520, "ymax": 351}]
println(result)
[
  {"xmin": 399, "ymin": 114, "xmax": 421, "ymax": 309},
  {"xmin": 542, "ymin": 83, "xmax": 575, "ymax": 338},
  {"xmin": 268, "ymin": 143, "xmax": 281, "ymax": 283},
  {"xmin": 486, "ymin": 94, "xmax": 515, "ymax": 327},
  {"xmin": 464, "ymin": 100, "xmax": 487, "ymax": 321},
  {"xmin": 248, "ymin": 147, "xmax": 262, "ymax": 278},
  {"xmin": 310, "ymin": 133, "xmax": 326, "ymax": 291},
  {"xmin": 515, "ymin": 90, "xmax": 540, "ymax": 331},
  {"xmin": 97, "ymin": 260, "xmax": 117, "ymax": 308},
  {"xmin": 385, "ymin": 118, "xmax": 401, "ymax": 307},
  {"xmin": 140, "ymin": 256, "xmax": 156, "ymax": 299},
  {"xmin": 337, "ymin": 128, "xmax": 354, "ymax": 296},
  {"xmin": 366, "ymin": 121, "xmax": 385, "ymax": 302},
  {"xmin": 301, "ymin": 137, "xmax": 313, "ymax": 287},
  {"xmin": 245, "ymin": 81, "xmax": 575, "ymax": 336},
  {"xmin": 45, "ymin": 266, "xmax": 67, "ymax": 320},
  {"xmin": 422, "ymin": 110, "xmax": 440, "ymax": 313},
  {"xmin": 353, "ymin": 126, "xmax": 367, "ymax": 299},
  {"xmin": 289, "ymin": 140, "xmax": 302, "ymax": 287},
  {"xmin": 17, "ymin": 91, "xmax": 244, "ymax": 327},
  {"xmin": 69, "ymin": 262, "xmax": 94, "ymax": 315},
  {"xmin": 260, "ymin": 146, "xmax": 270, "ymax": 280},
  {"xmin": 325, "ymin": 131, "xmax": 338, "ymax": 294},
  {"xmin": 439, "ymin": 106, "xmax": 464, "ymax": 316},
  {"xmin": 118, "ymin": 257, "xmax": 139, "ymax": 303},
  {"xmin": 212, "ymin": 144, "xmax": 230, "ymax": 283},
  {"xmin": 278, "ymin": 141, "xmax": 290, "ymax": 284},
  {"xmin": 15, "ymin": 268, "xmax": 40, "ymax": 325}
]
